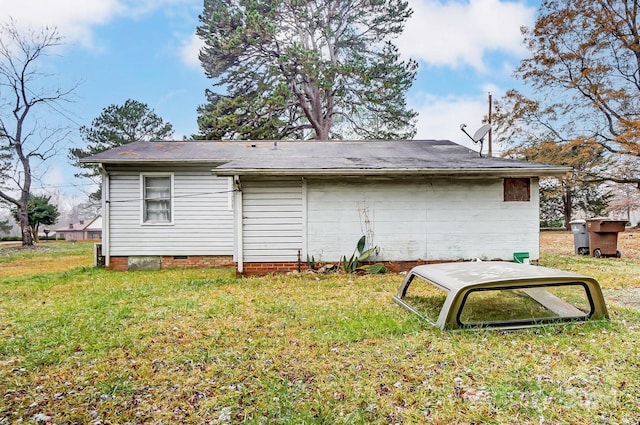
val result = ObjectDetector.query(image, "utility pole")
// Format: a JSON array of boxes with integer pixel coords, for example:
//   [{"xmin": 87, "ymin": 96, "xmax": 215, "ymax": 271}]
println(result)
[{"xmin": 487, "ymin": 92, "xmax": 493, "ymax": 157}]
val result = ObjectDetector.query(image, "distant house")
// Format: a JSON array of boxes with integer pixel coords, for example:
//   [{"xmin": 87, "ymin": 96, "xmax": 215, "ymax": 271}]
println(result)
[
  {"xmin": 83, "ymin": 140, "xmax": 569, "ymax": 274},
  {"xmin": 55, "ymin": 216, "xmax": 102, "ymax": 241}
]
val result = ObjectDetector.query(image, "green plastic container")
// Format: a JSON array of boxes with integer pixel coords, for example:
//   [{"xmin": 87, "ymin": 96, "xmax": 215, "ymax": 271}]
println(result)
[{"xmin": 513, "ymin": 252, "xmax": 530, "ymax": 264}]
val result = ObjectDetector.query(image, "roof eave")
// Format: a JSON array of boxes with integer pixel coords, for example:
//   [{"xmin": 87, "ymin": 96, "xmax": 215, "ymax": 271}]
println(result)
[
  {"xmin": 212, "ymin": 167, "xmax": 572, "ymax": 177},
  {"xmin": 82, "ymin": 159, "xmax": 230, "ymax": 166},
  {"xmin": 82, "ymin": 158, "xmax": 572, "ymax": 177}
]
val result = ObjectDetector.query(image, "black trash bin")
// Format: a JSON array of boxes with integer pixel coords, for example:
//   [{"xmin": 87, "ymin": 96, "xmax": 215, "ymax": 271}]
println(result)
[{"xmin": 570, "ymin": 219, "xmax": 589, "ymax": 255}]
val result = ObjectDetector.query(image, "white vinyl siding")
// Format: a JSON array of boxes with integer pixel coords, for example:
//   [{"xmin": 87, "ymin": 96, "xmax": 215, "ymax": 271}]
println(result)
[
  {"xmin": 242, "ymin": 178, "xmax": 303, "ymax": 262},
  {"xmin": 306, "ymin": 178, "xmax": 540, "ymax": 263},
  {"xmin": 142, "ymin": 174, "xmax": 173, "ymax": 224},
  {"xmin": 108, "ymin": 167, "xmax": 234, "ymax": 256}
]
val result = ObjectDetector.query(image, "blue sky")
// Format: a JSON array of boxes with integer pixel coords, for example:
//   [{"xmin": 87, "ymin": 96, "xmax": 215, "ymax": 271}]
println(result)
[{"xmin": 2, "ymin": 0, "xmax": 539, "ymax": 200}]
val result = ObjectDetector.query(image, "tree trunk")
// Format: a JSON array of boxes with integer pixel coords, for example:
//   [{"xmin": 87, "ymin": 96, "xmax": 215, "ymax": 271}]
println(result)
[
  {"xmin": 562, "ymin": 187, "xmax": 573, "ymax": 230},
  {"xmin": 31, "ymin": 224, "xmax": 39, "ymax": 243},
  {"xmin": 19, "ymin": 204, "xmax": 33, "ymax": 245},
  {"xmin": 315, "ymin": 124, "xmax": 329, "ymax": 140}
]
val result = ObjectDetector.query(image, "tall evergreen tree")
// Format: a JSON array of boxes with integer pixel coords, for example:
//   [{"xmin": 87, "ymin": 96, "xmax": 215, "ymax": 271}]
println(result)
[
  {"xmin": 69, "ymin": 99, "xmax": 174, "ymax": 200},
  {"xmin": 196, "ymin": 0, "xmax": 418, "ymax": 140}
]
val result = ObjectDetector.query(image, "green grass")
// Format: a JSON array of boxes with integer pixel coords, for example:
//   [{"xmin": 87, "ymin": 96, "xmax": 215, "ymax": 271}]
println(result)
[
  {"xmin": 541, "ymin": 252, "xmax": 640, "ymax": 288},
  {"xmin": 1, "ymin": 243, "xmax": 640, "ymax": 423}
]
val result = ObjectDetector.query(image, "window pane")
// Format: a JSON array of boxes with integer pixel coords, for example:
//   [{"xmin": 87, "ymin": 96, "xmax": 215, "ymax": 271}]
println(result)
[
  {"xmin": 459, "ymin": 284, "xmax": 592, "ymax": 327},
  {"xmin": 402, "ymin": 276, "xmax": 449, "ymax": 323},
  {"xmin": 144, "ymin": 176, "xmax": 171, "ymax": 223}
]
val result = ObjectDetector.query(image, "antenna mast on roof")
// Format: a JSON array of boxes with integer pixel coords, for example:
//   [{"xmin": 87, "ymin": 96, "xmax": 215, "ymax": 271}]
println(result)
[{"xmin": 487, "ymin": 92, "xmax": 493, "ymax": 157}]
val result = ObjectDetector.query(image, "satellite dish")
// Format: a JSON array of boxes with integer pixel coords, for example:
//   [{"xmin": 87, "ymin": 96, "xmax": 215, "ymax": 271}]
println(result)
[
  {"xmin": 459, "ymin": 123, "xmax": 492, "ymax": 157},
  {"xmin": 472, "ymin": 124, "xmax": 491, "ymax": 142}
]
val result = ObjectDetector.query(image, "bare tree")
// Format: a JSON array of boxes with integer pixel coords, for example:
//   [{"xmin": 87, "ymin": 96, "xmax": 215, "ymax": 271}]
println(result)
[
  {"xmin": 0, "ymin": 19, "xmax": 75, "ymax": 245},
  {"xmin": 500, "ymin": 0, "xmax": 640, "ymax": 187},
  {"xmin": 607, "ymin": 183, "xmax": 640, "ymax": 222}
]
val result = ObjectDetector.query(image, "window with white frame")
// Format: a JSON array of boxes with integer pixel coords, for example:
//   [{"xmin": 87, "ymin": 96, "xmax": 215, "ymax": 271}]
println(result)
[{"xmin": 142, "ymin": 174, "xmax": 173, "ymax": 224}]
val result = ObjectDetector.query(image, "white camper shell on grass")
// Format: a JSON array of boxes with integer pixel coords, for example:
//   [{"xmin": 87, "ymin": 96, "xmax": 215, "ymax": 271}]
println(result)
[{"xmin": 393, "ymin": 262, "xmax": 609, "ymax": 330}]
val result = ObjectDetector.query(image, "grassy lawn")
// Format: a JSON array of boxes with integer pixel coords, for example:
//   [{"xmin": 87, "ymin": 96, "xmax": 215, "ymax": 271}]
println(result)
[{"xmin": 1, "ymin": 241, "xmax": 640, "ymax": 424}]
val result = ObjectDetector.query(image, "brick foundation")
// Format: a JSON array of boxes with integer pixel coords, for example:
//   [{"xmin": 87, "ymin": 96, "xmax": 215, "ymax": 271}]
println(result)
[
  {"xmin": 162, "ymin": 255, "xmax": 234, "ymax": 269},
  {"xmin": 105, "ymin": 255, "xmax": 234, "ymax": 271},
  {"xmin": 105, "ymin": 257, "xmax": 464, "ymax": 274},
  {"xmin": 241, "ymin": 262, "xmax": 309, "ymax": 276},
  {"xmin": 240, "ymin": 260, "xmax": 452, "ymax": 275},
  {"xmin": 381, "ymin": 260, "xmax": 429, "ymax": 273},
  {"xmin": 107, "ymin": 257, "xmax": 128, "ymax": 271}
]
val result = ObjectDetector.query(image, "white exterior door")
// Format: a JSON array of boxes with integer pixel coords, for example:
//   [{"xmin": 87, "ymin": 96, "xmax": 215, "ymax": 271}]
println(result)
[{"xmin": 242, "ymin": 178, "xmax": 304, "ymax": 262}]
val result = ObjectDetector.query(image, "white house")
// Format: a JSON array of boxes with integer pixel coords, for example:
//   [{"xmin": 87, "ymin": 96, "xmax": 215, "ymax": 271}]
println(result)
[
  {"xmin": 83, "ymin": 140, "xmax": 569, "ymax": 274},
  {"xmin": 55, "ymin": 216, "xmax": 102, "ymax": 241}
]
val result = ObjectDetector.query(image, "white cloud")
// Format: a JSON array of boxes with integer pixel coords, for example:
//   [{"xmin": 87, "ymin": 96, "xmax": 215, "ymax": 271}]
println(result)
[
  {"xmin": 179, "ymin": 32, "xmax": 204, "ymax": 69},
  {"xmin": 0, "ymin": 0, "xmax": 200, "ymax": 49},
  {"xmin": 481, "ymin": 82, "xmax": 502, "ymax": 96},
  {"xmin": 1, "ymin": 0, "xmax": 123, "ymax": 48},
  {"xmin": 398, "ymin": 0, "xmax": 535, "ymax": 71},
  {"xmin": 411, "ymin": 91, "xmax": 502, "ymax": 154}
]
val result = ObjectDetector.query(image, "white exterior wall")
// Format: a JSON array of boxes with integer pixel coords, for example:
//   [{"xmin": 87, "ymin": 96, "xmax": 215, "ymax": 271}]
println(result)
[
  {"xmin": 306, "ymin": 178, "xmax": 540, "ymax": 263},
  {"xmin": 242, "ymin": 178, "xmax": 303, "ymax": 262},
  {"xmin": 106, "ymin": 170, "xmax": 540, "ymax": 263},
  {"xmin": 107, "ymin": 167, "xmax": 234, "ymax": 256}
]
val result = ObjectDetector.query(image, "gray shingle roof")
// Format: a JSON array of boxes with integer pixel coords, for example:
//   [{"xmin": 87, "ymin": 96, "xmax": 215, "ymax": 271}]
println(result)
[{"xmin": 83, "ymin": 140, "xmax": 570, "ymax": 177}]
